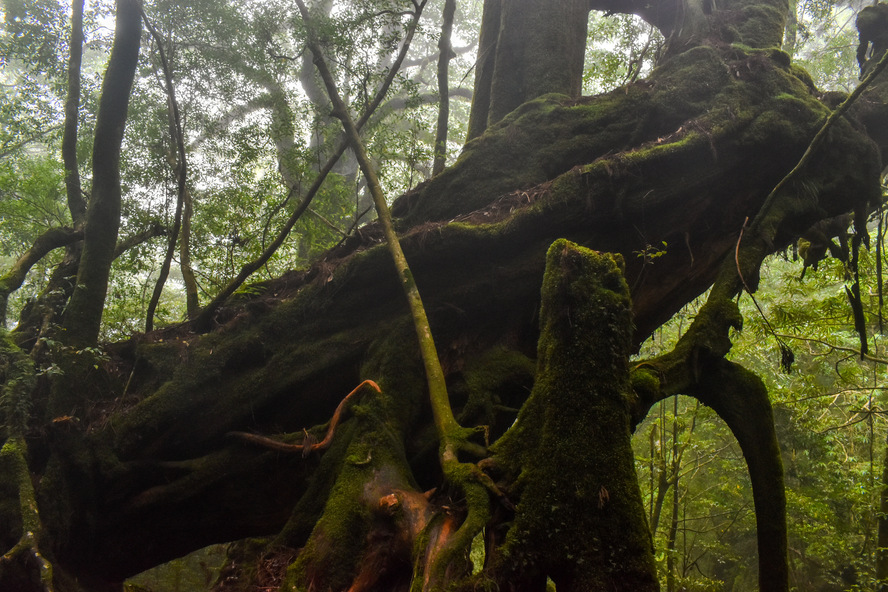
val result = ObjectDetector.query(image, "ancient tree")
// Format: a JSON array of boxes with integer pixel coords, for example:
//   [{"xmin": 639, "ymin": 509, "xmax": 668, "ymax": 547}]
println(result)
[{"xmin": 2, "ymin": 0, "xmax": 888, "ymax": 591}]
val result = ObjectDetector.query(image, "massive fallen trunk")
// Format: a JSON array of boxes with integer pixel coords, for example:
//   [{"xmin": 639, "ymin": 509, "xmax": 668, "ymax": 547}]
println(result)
[{"xmin": 2, "ymin": 1, "xmax": 887, "ymax": 591}]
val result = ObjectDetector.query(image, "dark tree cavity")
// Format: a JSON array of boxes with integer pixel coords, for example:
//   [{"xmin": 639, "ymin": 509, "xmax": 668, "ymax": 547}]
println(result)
[{"xmin": 2, "ymin": 0, "xmax": 887, "ymax": 591}]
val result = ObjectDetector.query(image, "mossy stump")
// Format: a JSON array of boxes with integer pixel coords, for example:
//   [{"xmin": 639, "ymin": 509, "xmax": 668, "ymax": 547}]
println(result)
[{"xmin": 490, "ymin": 239, "xmax": 658, "ymax": 591}]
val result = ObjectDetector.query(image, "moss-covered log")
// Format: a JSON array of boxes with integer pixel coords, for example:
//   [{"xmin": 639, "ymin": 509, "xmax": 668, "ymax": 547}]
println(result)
[{"xmin": 2, "ymin": 1, "xmax": 888, "ymax": 591}]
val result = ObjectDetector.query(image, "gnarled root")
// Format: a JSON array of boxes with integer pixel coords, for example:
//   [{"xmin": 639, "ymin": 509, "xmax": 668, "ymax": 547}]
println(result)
[{"xmin": 0, "ymin": 437, "xmax": 53, "ymax": 592}]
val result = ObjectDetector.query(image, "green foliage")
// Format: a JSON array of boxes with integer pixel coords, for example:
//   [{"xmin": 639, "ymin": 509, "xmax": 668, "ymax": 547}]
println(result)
[
  {"xmin": 0, "ymin": 0, "xmax": 884, "ymax": 587},
  {"xmin": 634, "ymin": 225, "xmax": 888, "ymax": 590},
  {"xmin": 0, "ymin": 155, "xmax": 68, "ymax": 247},
  {"xmin": 635, "ymin": 241, "xmax": 669, "ymax": 264},
  {"xmin": 0, "ymin": 327, "xmax": 35, "ymax": 436},
  {"xmin": 0, "ymin": 0, "xmax": 67, "ymax": 76},
  {"xmin": 0, "ymin": 0, "xmax": 487, "ymax": 336},
  {"xmin": 585, "ymin": 12, "xmax": 663, "ymax": 94},
  {"xmin": 0, "ymin": 157, "xmax": 69, "ymax": 325},
  {"xmin": 789, "ymin": 0, "xmax": 860, "ymax": 91},
  {"xmin": 730, "ymin": 251, "xmax": 888, "ymax": 590}
]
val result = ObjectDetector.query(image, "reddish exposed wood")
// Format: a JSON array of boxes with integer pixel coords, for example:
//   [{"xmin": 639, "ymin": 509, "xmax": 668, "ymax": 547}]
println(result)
[{"xmin": 228, "ymin": 380, "xmax": 382, "ymax": 455}]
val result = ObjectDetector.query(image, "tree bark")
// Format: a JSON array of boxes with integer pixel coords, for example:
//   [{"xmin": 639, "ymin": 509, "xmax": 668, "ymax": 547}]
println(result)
[
  {"xmin": 61, "ymin": 0, "xmax": 142, "ymax": 347},
  {"xmin": 142, "ymin": 10, "xmax": 186, "ymax": 333},
  {"xmin": 0, "ymin": 226, "xmax": 82, "ymax": 326},
  {"xmin": 877, "ymin": 429, "xmax": 888, "ymax": 590},
  {"xmin": 484, "ymin": 241, "xmax": 658, "ymax": 591},
  {"xmin": 468, "ymin": 0, "xmax": 590, "ymax": 137},
  {"xmin": 179, "ymin": 187, "xmax": 199, "ymax": 318},
  {"xmin": 432, "ymin": 0, "xmax": 456, "ymax": 175},
  {"xmin": 3, "ymin": 1, "xmax": 887, "ymax": 591},
  {"xmin": 665, "ymin": 398, "xmax": 680, "ymax": 592},
  {"xmin": 28, "ymin": 32, "xmax": 881, "ymax": 587},
  {"xmin": 62, "ymin": 0, "xmax": 85, "ymax": 225}
]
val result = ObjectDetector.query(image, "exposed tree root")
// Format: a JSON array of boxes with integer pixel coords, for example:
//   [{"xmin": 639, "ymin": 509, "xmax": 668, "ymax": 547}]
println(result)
[
  {"xmin": 228, "ymin": 380, "xmax": 382, "ymax": 456},
  {"xmin": 690, "ymin": 360, "xmax": 788, "ymax": 592},
  {"xmin": 0, "ymin": 438, "xmax": 53, "ymax": 592}
]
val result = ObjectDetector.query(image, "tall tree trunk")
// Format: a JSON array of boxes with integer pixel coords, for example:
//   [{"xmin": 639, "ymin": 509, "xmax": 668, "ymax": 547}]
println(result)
[
  {"xmin": 465, "ymin": 0, "xmax": 500, "ymax": 141},
  {"xmin": 783, "ymin": 0, "xmax": 798, "ymax": 56},
  {"xmin": 143, "ymin": 10, "xmax": 186, "ymax": 333},
  {"xmin": 62, "ymin": 0, "xmax": 86, "ymax": 225},
  {"xmin": 61, "ymin": 0, "xmax": 142, "ymax": 347},
  {"xmin": 432, "ymin": 0, "xmax": 456, "ymax": 175},
  {"xmin": 467, "ymin": 0, "xmax": 590, "ymax": 137},
  {"xmin": 180, "ymin": 187, "xmax": 199, "ymax": 318},
  {"xmin": 665, "ymin": 397, "xmax": 680, "ymax": 592}
]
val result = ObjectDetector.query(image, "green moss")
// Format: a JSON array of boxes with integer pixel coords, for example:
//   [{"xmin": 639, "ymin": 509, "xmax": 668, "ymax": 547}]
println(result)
[
  {"xmin": 0, "ymin": 328, "xmax": 35, "ymax": 436},
  {"xmin": 456, "ymin": 347, "xmax": 535, "ymax": 432},
  {"xmin": 789, "ymin": 64, "xmax": 817, "ymax": 91},
  {"xmin": 396, "ymin": 87, "xmax": 657, "ymax": 226},
  {"xmin": 737, "ymin": 4, "xmax": 786, "ymax": 48},
  {"xmin": 230, "ymin": 281, "xmax": 268, "ymax": 302},
  {"xmin": 648, "ymin": 46, "xmax": 732, "ymax": 121},
  {"xmin": 360, "ymin": 319, "xmax": 427, "ymax": 431},
  {"xmin": 630, "ymin": 366, "xmax": 661, "ymax": 402},
  {"xmin": 280, "ymin": 407, "xmax": 417, "ymax": 591},
  {"xmin": 490, "ymin": 240, "xmax": 657, "ymax": 587},
  {"xmin": 281, "ymin": 457, "xmax": 372, "ymax": 591},
  {"xmin": 0, "ymin": 438, "xmax": 28, "ymax": 553}
]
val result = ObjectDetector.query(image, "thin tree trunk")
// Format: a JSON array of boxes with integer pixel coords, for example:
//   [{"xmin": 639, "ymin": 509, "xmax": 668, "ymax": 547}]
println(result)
[
  {"xmin": 62, "ymin": 0, "xmax": 141, "ymax": 346},
  {"xmin": 648, "ymin": 423, "xmax": 657, "ymax": 527},
  {"xmin": 876, "ymin": 429, "xmax": 888, "ymax": 590},
  {"xmin": 62, "ymin": 0, "xmax": 86, "ymax": 225},
  {"xmin": 666, "ymin": 397, "xmax": 680, "ymax": 592},
  {"xmin": 783, "ymin": 0, "xmax": 798, "ymax": 56},
  {"xmin": 294, "ymin": 0, "xmax": 454, "ymax": 442},
  {"xmin": 51, "ymin": 0, "xmax": 87, "ymax": 346},
  {"xmin": 650, "ymin": 403, "xmax": 670, "ymax": 538},
  {"xmin": 194, "ymin": 3, "xmax": 426, "ymax": 330},
  {"xmin": 143, "ymin": 11, "xmax": 186, "ymax": 333},
  {"xmin": 180, "ymin": 186, "xmax": 199, "ymax": 318},
  {"xmin": 432, "ymin": 0, "xmax": 456, "ymax": 175}
]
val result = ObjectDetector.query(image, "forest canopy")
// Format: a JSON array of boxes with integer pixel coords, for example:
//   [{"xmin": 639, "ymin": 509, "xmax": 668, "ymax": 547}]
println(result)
[{"xmin": 1, "ymin": 0, "xmax": 888, "ymax": 591}]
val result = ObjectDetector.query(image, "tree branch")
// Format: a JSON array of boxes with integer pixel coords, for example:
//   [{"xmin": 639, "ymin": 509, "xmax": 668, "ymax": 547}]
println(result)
[
  {"xmin": 141, "ymin": 9, "xmax": 188, "ymax": 333},
  {"xmin": 0, "ymin": 226, "xmax": 83, "ymax": 326},
  {"xmin": 194, "ymin": 1, "xmax": 427, "ymax": 331},
  {"xmin": 62, "ymin": 0, "xmax": 142, "ymax": 347},
  {"xmin": 228, "ymin": 380, "xmax": 381, "ymax": 456}
]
